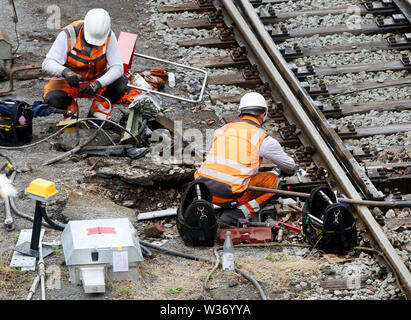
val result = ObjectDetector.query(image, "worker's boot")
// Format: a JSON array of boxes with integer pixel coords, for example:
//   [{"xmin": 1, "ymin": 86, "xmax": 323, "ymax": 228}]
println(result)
[
  {"xmin": 64, "ymin": 100, "xmax": 78, "ymax": 119},
  {"xmin": 89, "ymin": 98, "xmax": 112, "ymax": 119},
  {"xmin": 88, "ymin": 99, "xmax": 112, "ymax": 130},
  {"xmin": 219, "ymin": 208, "xmax": 247, "ymax": 227}
]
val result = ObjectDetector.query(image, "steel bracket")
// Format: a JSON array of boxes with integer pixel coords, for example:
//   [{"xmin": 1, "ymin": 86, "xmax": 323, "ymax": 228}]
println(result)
[
  {"xmin": 364, "ymin": 0, "xmax": 395, "ymax": 12},
  {"xmin": 376, "ymin": 14, "xmax": 408, "ymax": 27},
  {"xmin": 387, "ymin": 34, "xmax": 411, "ymax": 49}
]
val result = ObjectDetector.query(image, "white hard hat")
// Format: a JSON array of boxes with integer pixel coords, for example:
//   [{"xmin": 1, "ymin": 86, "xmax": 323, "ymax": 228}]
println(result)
[
  {"xmin": 84, "ymin": 8, "xmax": 111, "ymax": 46},
  {"xmin": 239, "ymin": 92, "xmax": 268, "ymax": 120}
]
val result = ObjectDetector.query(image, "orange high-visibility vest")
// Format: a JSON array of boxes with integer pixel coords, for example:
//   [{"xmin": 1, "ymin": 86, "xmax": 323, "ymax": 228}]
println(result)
[
  {"xmin": 62, "ymin": 20, "xmax": 110, "ymax": 81},
  {"xmin": 194, "ymin": 116, "xmax": 267, "ymax": 197}
]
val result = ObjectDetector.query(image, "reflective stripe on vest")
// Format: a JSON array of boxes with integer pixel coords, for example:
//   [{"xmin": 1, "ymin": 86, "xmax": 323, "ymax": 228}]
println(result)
[
  {"xmin": 63, "ymin": 20, "xmax": 110, "ymax": 81},
  {"xmin": 195, "ymin": 116, "xmax": 267, "ymax": 196}
]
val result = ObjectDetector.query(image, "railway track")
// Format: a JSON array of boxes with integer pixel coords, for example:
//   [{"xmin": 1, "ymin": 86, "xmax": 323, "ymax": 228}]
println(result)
[{"xmin": 153, "ymin": 0, "xmax": 411, "ymax": 299}]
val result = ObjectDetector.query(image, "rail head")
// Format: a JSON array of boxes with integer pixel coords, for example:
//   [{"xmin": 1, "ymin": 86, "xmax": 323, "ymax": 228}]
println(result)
[{"xmin": 217, "ymin": 0, "xmax": 411, "ymax": 299}]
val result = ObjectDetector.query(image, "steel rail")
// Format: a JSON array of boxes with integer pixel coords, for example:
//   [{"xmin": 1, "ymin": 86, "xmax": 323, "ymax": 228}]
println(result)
[{"xmin": 219, "ymin": 0, "xmax": 411, "ymax": 299}]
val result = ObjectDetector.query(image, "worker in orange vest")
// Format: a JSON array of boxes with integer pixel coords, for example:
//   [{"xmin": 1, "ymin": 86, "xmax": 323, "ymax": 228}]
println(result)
[
  {"xmin": 42, "ymin": 8, "xmax": 127, "ymax": 119},
  {"xmin": 195, "ymin": 92, "xmax": 303, "ymax": 226}
]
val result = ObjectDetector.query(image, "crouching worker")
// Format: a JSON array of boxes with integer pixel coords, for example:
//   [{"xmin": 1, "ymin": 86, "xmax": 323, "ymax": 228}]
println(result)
[
  {"xmin": 195, "ymin": 92, "xmax": 300, "ymax": 226},
  {"xmin": 42, "ymin": 8, "xmax": 127, "ymax": 119}
]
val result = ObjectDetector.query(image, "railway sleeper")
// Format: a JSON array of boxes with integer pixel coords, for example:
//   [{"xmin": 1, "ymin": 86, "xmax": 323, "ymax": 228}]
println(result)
[
  {"xmin": 269, "ymin": 20, "xmax": 411, "ymax": 43},
  {"xmin": 258, "ymin": 3, "xmax": 398, "ymax": 24},
  {"xmin": 157, "ymin": 0, "xmax": 215, "ymax": 13},
  {"xmin": 291, "ymin": 60, "xmax": 411, "ymax": 80},
  {"xmin": 278, "ymin": 35, "xmax": 411, "ymax": 59}
]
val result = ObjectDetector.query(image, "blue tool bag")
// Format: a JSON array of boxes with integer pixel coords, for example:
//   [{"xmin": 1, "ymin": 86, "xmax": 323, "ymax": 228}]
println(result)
[{"xmin": 0, "ymin": 99, "xmax": 33, "ymax": 146}]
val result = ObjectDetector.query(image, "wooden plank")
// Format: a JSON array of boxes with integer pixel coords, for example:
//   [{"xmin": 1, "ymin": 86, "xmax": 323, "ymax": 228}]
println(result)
[
  {"xmin": 301, "ymin": 40, "xmax": 407, "ymax": 57},
  {"xmin": 313, "ymin": 60, "xmax": 409, "ymax": 77},
  {"xmin": 207, "ymin": 73, "xmax": 262, "ymax": 88},
  {"xmin": 177, "ymin": 37, "xmax": 237, "ymax": 48},
  {"xmin": 260, "ymin": 5, "xmax": 397, "ymax": 24},
  {"xmin": 321, "ymin": 277, "xmax": 367, "ymax": 290},
  {"xmin": 339, "ymin": 122, "xmax": 411, "ymax": 139},
  {"xmin": 210, "ymin": 93, "xmax": 243, "ymax": 104},
  {"xmin": 189, "ymin": 55, "xmax": 249, "ymax": 68},
  {"xmin": 167, "ymin": 18, "xmax": 223, "ymax": 30},
  {"xmin": 385, "ymin": 217, "xmax": 411, "ymax": 230},
  {"xmin": 322, "ymin": 99, "xmax": 411, "ymax": 118},
  {"xmin": 158, "ymin": 2, "xmax": 215, "ymax": 13},
  {"xmin": 365, "ymin": 161, "xmax": 411, "ymax": 170},
  {"xmin": 310, "ymin": 77, "xmax": 411, "ymax": 96},
  {"xmin": 271, "ymin": 23, "xmax": 411, "ymax": 42}
]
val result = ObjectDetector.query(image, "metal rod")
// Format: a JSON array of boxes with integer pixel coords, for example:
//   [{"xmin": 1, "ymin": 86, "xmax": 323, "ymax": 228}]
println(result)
[
  {"xmin": 0, "ymin": 65, "xmax": 41, "ymax": 95},
  {"xmin": 4, "ymin": 197, "xmax": 14, "ymax": 231},
  {"xmin": 29, "ymin": 201, "xmax": 43, "ymax": 252},
  {"xmin": 247, "ymin": 186, "xmax": 408, "ymax": 208},
  {"xmin": 128, "ymin": 53, "xmax": 208, "ymax": 103},
  {"xmin": 229, "ymin": 0, "xmax": 411, "ymax": 298},
  {"xmin": 27, "ymin": 275, "xmax": 40, "ymax": 300},
  {"xmin": 38, "ymin": 240, "xmax": 46, "ymax": 300},
  {"xmin": 319, "ymin": 190, "xmax": 334, "ymax": 205},
  {"xmin": 308, "ymin": 214, "xmax": 323, "ymax": 225}
]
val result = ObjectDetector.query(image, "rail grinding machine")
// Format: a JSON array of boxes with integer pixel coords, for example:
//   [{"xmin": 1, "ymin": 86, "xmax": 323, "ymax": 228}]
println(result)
[{"xmin": 61, "ymin": 218, "xmax": 144, "ymax": 294}]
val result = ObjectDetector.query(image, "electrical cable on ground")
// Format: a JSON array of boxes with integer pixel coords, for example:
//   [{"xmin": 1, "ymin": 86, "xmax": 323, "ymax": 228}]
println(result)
[
  {"xmin": 139, "ymin": 239, "xmax": 267, "ymax": 300},
  {"xmin": 0, "ymin": 117, "xmax": 141, "ymax": 150},
  {"xmin": 204, "ymin": 248, "xmax": 221, "ymax": 291}
]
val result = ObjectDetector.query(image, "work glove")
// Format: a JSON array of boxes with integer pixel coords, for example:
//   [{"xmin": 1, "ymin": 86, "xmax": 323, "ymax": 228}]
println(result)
[
  {"xmin": 293, "ymin": 165, "xmax": 307, "ymax": 177},
  {"xmin": 62, "ymin": 68, "xmax": 82, "ymax": 88},
  {"xmin": 81, "ymin": 81, "xmax": 102, "ymax": 96},
  {"xmin": 278, "ymin": 165, "xmax": 306, "ymax": 177},
  {"xmin": 31, "ymin": 101, "xmax": 55, "ymax": 117}
]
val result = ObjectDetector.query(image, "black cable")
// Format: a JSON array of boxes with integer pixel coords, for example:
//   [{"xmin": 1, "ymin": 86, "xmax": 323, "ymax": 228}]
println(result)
[
  {"xmin": 139, "ymin": 240, "xmax": 267, "ymax": 300},
  {"xmin": 140, "ymin": 244, "xmax": 153, "ymax": 259}
]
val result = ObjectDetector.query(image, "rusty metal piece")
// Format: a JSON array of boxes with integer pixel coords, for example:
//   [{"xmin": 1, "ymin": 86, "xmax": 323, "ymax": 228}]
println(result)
[
  {"xmin": 242, "ymin": 65, "xmax": 260, "ymax": 80},
  {"xmin": 0, "ymin": 65, "xmax": 42, "ymax": 95},
  {"xmin": 362, "ymin": 144, "xmax": 371, "ymax": 154},
  {"xmin": 331, "ymin": 101, "xmax": 341, "ymax": 110},
  {"xmin": 393, "ymin": 188, "xmax": 403, "ymax": 200},
  {"xmin": 208, "ymin": 9, "xmax": 224, "ymax": 23},
  {"xmin": 401, "ymin": 53, "xmax": 411, "ymax": 67},
  {"xmin": 230, "ymin": 46, "xmax": 247, "ymax": 61},
  {"xmin": 219, "ymin": 27, "xmax": 234, "ymax": 41},
  {"xmin": 347, "ymin": 121, "xmax": 356, "ymax": 132},
  {"xmin": 198, "ymin": 0, "xmax": 212, "ymax": 6},
  {"xmin": 268, "ymin": 6, "xmax": 277, "ymax": 18},
  {"xmin": 377, "ymin": 167, "xmax": 388, "ymax": 176}
]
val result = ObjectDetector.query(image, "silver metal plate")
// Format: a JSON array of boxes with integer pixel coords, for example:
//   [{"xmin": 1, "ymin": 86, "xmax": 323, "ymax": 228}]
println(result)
[{"xmin": 10, "ymin": 229, "xmax": 45, "ymax": 271}]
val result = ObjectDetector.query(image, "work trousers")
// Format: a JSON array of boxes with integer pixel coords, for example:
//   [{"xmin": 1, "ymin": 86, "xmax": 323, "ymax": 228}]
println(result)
[
  {"xmin": 43, "ymin": 75, "xmax": 128, "ymax": 118},
  {"xmin": 213, "ymin": 171, "xmax": 278, "ymax": 219}
]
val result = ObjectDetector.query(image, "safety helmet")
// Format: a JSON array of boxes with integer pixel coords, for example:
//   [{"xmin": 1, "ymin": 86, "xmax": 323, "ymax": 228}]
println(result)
[
  {"xmin": 84, "ymin": 8, "xmax": 111, "ymax": 46},
  {"xmin": 239, "ymin": 92, "xmax": 268, "ymax": 121}
]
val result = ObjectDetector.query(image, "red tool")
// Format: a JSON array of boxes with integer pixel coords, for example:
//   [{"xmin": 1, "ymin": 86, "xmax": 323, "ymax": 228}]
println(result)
[
  {"xmin": 219, "ymin": 227, "xmax": 272, "ymax": 246},
  {"xmin": 273, "ymin": 221, "xmax": 301, "ymax": 234},
  {"xmin": 218, "ymin": 221, "xmax": 301, "ymax": 245},
  {"xmin": 117, "ymin": 32, "xmax": 138, "ymax": 74}
]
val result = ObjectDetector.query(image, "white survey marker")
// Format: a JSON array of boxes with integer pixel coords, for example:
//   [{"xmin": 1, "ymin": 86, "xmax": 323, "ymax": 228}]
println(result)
[{"xmin": 61, "ymin": 218, "xmax": 143, "ymax": 294}]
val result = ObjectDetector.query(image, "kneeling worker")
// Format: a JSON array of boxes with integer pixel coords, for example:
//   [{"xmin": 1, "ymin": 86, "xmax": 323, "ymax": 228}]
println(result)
[
  {"xmin": 195, "ymin": 92, "xmax": 300, "ymax": 226},
  {"xmin": 42, "ymin": 8, "xmax": 127, "ymax": 119}
]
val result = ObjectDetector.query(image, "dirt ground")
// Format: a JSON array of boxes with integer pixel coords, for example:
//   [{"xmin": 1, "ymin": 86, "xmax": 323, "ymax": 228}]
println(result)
[
  {"xmin": 0, "ymin": 0, "xmax": 273, "ymax": 301},
  {"xmin": 0, "ymin": 0, "xmax": 381, "ymax": 303}
]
